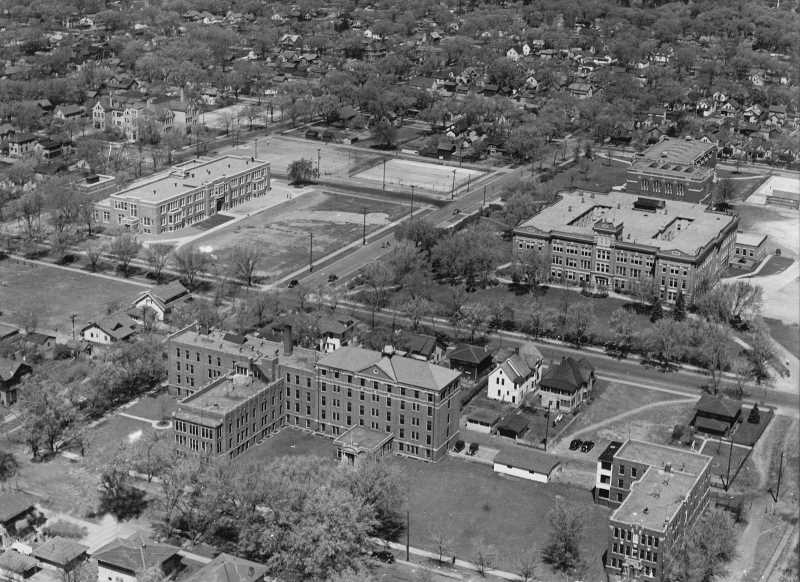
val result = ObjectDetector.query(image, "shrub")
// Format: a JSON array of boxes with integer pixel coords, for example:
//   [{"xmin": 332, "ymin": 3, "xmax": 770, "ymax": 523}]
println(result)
[
  {"xmin": 468, "ymin": 442, "xmax": 479, "ymax": 455},
  {"xmin": 42, "ymin": 520, "xmax": 87, "ymax": 540},
  {"xmin": 747, "ymin": 404, "xmax": 760, "ymax": 424},
  {"xmin": 453, "ymin": 440, "xmax": 465, "ymax": 453},
  {"xmin": 671, "ymin": 424, "xmax": 685, "ymax": 442}
]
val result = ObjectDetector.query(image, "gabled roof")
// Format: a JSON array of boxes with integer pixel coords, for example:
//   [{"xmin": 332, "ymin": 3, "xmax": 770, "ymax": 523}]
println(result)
[
  {"xmin": 181, "ymin": 553, "xmax": 268, "ymax": 582},
  {"xmin": 93, "ymin": 534, "xmax": 179, "ymax": 574},
  {"xmin": 82, "ymin": 314, "xmax": 138, "ymax": 341},
  {"xmin": 696, "ymin": 394, "xmax": 741, "ymax": 420},
  {"xmin": 24, "ymin": 332, "xmax": 55, "ymax": 345},
  {"xmin": 317, "ymin": 347, "xmax": 460, "ymax": 392},
  {"xmin": 397, "ymin": 333, "xmax": 438, "ymax": 358},
  {"xmin": 0, "ymin": 492, "xmax": 37, "ymax": 523},
  {"xmin": 497, "ymin": 354, "xmax": 533, "ymax": 385},
  {"xmin": 0, "ymin": 550, "xmax": 38, "ymax": 574},
  {"xmin": 448, "ymin": 344, "xmax": 492, "ymax": 365},
  {"xmin": 497, "ymin": 412, "xmax": 529, "ymax": 435},
  {"xmin": 540, "ymin": 357, "xmax": 594, "ymax": 394},
  {"xmin": 34, "ymin": 536, "xmax": 88, "ymax": 566},
  {"xmin": 134, "ymin": 281, "xmax": 189, "ymax": 309},
  {"xmin": 0, "ymin": 358, "xmax": 31, "ymax": 382}
]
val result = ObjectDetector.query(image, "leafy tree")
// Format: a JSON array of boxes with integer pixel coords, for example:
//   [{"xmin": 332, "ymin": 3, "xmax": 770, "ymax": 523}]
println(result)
[
  {"xmin": 288, "ymin": 158, "xmax": 317, "ymax": 185},
  {"xmin": 108, "ymin": 233, "xmax": 141, "ymax": 277},
  {"xmin": 230, "ymin": 245, "xmax": 262, "ymax": 286},
  {"xmin": 503, "ymin": 192, "xmax": 540, "ymax": 227},
  {"xmin": 673, "ymin": 290, "xmax": 687, "ymax": 321},
  {"xmin": 344, "ymin": 458, "xmax": 406, "ymax": 540},
  {"xmin": 0, "ymin": 451, "xmax": 18, "ymax": 485},
  {"xmin": 458, "ymin": 302, "xmax": 491, "ymax": 342},
  {"xmin": 172, "ymin": 245, "xmax": 209, "ymax": 289},
  {"xmin": 16, "ymin": 377, "xmax": 76, "ymax": 458},
  {"xmin": 565, "ymin": 301, "xmax": 597, "ymax": 345},
  {"xmin": 697, "ymin": 322, "xmax": 733, "ymax": 394},
  {"xmin": 714, "ymin": 178, "xmax": 735, "ymax": 206},
  {"xmin": 542, "ymin": 501, "xmax": 584, "ymax": 573},
  {"xmin": 98, "ymin": 460, "xmax": 147, "ymax": 520},
  {"xmin": 362, "ymin": 262, "xmax": 393, "ymax": 327},
  {"xmin": 429, "ymin": 523, "xmax": 454, "ymax": 563},
  {"xmin": 663, "ymin": 510, "xmax": 736, "ymax": 582},
  {"xmin": 746, "ymin": 320, "xmax": 774, "ymax": 385},
  {"xmin": 372, "ymin": 117, "xmax": 397, "ymax": 148},
  {"xmin": 748, "ymin": 404, "xmax": 760, "ymax": 424},
  {"xmin": 631, "ymin": 276, "xmax": 658, "ymax": 308},
  {"xmin": 13, "ymin": 191, "xmax": 44, "ymax": 240},
  {"xmin": 145, "ymin": 244, "xmax": 172, "ymax": 282},
  {"xmin": 650, "ymin": 297, "xmax": 664, "ymax": 322},
  {"xmin": 609, "ymin": 307, "xmax": 637, "ymax": 354},
  {"xmin": 647, "ymin": 319, "xmax": 685, "ymax": 368}
]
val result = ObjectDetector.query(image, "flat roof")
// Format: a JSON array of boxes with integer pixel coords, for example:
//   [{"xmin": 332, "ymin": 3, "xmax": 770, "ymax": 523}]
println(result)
[
  {"xmin": 494, "ymin": 447, "xmax": 560, "ymax": 474},
  {"xmin": 515, "ymin": 191, "xmax": 736, "ymax": 256},
  {"xmin": 735, "ymin": 231, "xmax": 767, "ymax": 247},
  {"xmin": 170, "ymin": 328, "xmax": 282, "ymax": 360},
  {"xmin": 638, "ymin": 138, "xmax": 715, "ymax": 165},
  {"xmin": 108, "ymin": 155, "xmax": 268, "ymax": 205},
  {"xmin": 334, "ymin": 426, "xmax": 392, "ymax": 450},
  {"xmin": 614, "ymin": 439, "xmax": 711, "ymax": 477},
  {"xmin": 629, "ymin": 158, "xmax": 713, "ymax": 180},
  {"xmin": 180, "ymin": 374, "xmax": 266, "ymax": 416},
  {"xmin": 611, "ymin": 467, "xmax": 697, "ymax": 531}
]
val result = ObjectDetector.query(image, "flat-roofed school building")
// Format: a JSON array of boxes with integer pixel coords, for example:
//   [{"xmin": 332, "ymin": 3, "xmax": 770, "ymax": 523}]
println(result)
[
  {"xmin": 513, "ymin": 190, "xmax": 738, "ymax": 302},
  {"xmin": 94, "ymin": 155, "xmax": 270, "ymax": 234}
]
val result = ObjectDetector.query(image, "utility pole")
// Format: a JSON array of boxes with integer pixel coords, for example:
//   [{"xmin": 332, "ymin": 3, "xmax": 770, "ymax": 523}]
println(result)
[
  {"xmin": 382, "ymin": 159, "xmax": 386, "ymax": 190},
  {"xmin": 724, "ymin": 436, "xmax": 734, "ymax": 491},
  {"xmin": 362, "ymin": 207, "xmax": 367, "ymax": 245},
  {"xmin": 410, "ymin": 185, "xmax": 415, "ymax": 217},
  {"xmin": 482, "ymin": 185, "xmax": 487, "ymax": 212},
  {"xmin": 406, "ymin": 510, "xmax": 410, "ymax": 561},
  {"xmin": 309, "ymin": 232, "xmax": 313, "ymax": 272},
  {"xmin": 451, "ymin": 168, "xmax": 456, "ymax": 200},
  {"xmin": 775, "ymin": 450, "xmax": 784, "ymax": 501},
  {"xmin": 543, "ymin": 407, "xmax": 551, "ymax": 451},
  {"xmin": 70, "ymin": 313, "xmax": 77, "ymax": 341},
  {"xmin": 254, "ymin": 138, "xmax": 258, "ymax": 159},
  {"xmin": 317, "ymin": 148, "xmax": 321, "ymax": 177}
]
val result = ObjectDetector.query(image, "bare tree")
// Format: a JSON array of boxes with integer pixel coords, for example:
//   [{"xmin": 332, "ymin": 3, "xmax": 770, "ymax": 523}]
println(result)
[
  {"xmin": 86, "ymin": 243, "xmax": 105, "ymax": 272},
  {"xmin": 108, "ymin": 233, "xmax": 142, "ymax": 277},
  {"xmin": 146, "ymin": 244, "xmax": 172, "ymax": 282},
  {"xmin": 230, "ymin": 245, "xmax": 262, "ymax": 286},
  {"xmin": 698, "ymin": 322, "xmax": 733, "ymax": 394},
  {"xmin": 428, "ymin": 524, "xmax": 453, "ymax": 564},
  {"xmin": 516, "ymin": 551, "xmax": 538, "ymax": 582},
  {"xmin": 172, "ymin": 245, "xmax": 209, "ymax": 289}
]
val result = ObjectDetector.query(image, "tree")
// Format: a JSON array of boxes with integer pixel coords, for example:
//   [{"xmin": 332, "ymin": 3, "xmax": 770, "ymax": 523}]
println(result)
[
  {"xmin": 49, "ymin": 230, "xmax": 73, "ymax": 264},
  {"xmin": 565, "ymin": 301, "xmax": 597, "ymax": 345},
  {"xmin": 108, "ymin": 234, "xmax": 141, "ymax": 277},
  {"xmin": 395, "ymin": 219, "xmax": 440, "ymax": 256},
  {"xmin": 698, "ymin": 322, "xmax": 733, "ymax": 394},
  {"xmin": 402, "ymin": 297, "xmax": 433, "ymax": 330},
  {"xmin": 714, "ymin": 178, "xmax": 735, "ymax": 206},
  {"xmin": 129, "ymin": 431, "xmax": 175, "ymax": 483},
  {"xmin": 542, "ymin": 500, "xmax": 584, "ymax": 573},
  {"xmin": 230, "ymin": 245, "xmax": 262, "ymax": 286},
  {"xmin": 663, "ymin": 510, "xmax": 736, "ymax": 582},
  {"xmin": 13, "ymin": 190, "xmax": 44, "ymax": 240},
  {"xmin": 429, "ymin": 523, "xmax": 453, "ymax": 564},
  {"xmin": 632, "ymin": 276, "xmax": 657, "ymax": 308},
  {"xmin": 503, "ymin": 192, "xmax": 540, "ymax": 227},
  {"xmin": 0, "ymin": 451, "xmax": 18, "ymax": 486},
  {"xmin": 98, "ymin": 459, "xmax": 147, "ymax": 519},
  {"xmin": 725, "ymin": 281, "xmax": 764, "ymax": 326},
  {"xmin": 343, "ymin": 458, "xmax": 405, "ymax": 540},
  {"xmin": 731, "ymin": 357, "xmax": 753, "ymax": 398},
  {"xmin": 517, "ymin": 248, "xmax": 550, "ymax": 292},
  {"xmin": 516, "ymin": 551, "xmax": 538, "ymax": 582},
  {"xmin": 372, "ymin": 117, "xmax": 398, "ymax": 148},
  {"xmin": 609, "ymin": 307, "xmax": 637, "ymax": 354},
  {"xmin": 362, "ymin": 262, "xmax": 393, "ymax": 327},
  {"xmin": 474, "ymin": 540, "xmax": 496, "ymax": 577},
  {"xmin": 647, "ymin": 319, "xmax": 684, "ymax": 369},
  {"xmin": 673, "ymin": 290, "xmax": 687, "ymax": 321},
  {"xmin": 172, "ymin": 245, "xmax": 209, "ymax": 289},
  {"xmin": 650, "ymin": 297, "xmax": 664, "ymax": 322},
  {"xmin": 288, "ymin": 158, "xmax": 317, "ymax": 185},
  {"xmin": 458, "ymin": 302, "xmax": 490, "ymax": 342},
  {"xmin": 746, "ymin": 320, "xmax": 774, "ymax": 385},
  {"xmin": 16, "ymin": 377, "xmax": 76, "ymax": 458},
  {"xmin": 85, "ymin": 243, "xmax": 105, "ymax": 272},
  {"xmin": 145, "ymin": 244, "xmax": 172, "ymax": 282}
]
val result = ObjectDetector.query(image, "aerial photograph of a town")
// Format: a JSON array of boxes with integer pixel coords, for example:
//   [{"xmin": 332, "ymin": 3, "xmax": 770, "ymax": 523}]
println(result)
[{"xmin": 0, "ymin": 0, "xmax": 798, "ymax": 581}]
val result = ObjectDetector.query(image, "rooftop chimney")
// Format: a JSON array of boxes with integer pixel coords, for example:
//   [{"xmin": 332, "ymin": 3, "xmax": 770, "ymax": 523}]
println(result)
[{"xmin": 282, "ymin": 324, "xmax": 293, "ymax": 356}]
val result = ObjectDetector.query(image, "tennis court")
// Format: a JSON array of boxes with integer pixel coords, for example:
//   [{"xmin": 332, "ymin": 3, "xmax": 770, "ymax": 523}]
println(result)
[{"xmin": 353, "ymin": 159, "xmax": 484, "ymax": 195}]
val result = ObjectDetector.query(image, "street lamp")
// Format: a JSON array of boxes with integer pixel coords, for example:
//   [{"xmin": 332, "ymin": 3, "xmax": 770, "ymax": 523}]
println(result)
[
  {"xmin": 410, "ymin": 185, "xmax": 415, "ymax": 218},
  {"xmin": 362, "ymin": 207, "xmax": 367, "ymax": 245},
  {"xmin": 382, "ymin": 159, "xmax": 387, "ymax": 190},
  {"xmin": 309, "ymin": 232, "xmax": 313, "ymax": 272},
  {"xmin": 317, "ymin": 148, "xmax": 321, "ymax": 177},
  {"xmin": 450, "ymin": 168, "xmax": 456, "ymax": 200}
]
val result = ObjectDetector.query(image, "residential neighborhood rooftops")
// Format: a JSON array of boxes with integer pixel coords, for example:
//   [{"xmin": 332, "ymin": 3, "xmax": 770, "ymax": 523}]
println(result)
[
  {"xmin": 0, "ymin": 358, "xmax": 29, "ymax": 382},
  {"xmin": 467, "ymin": 408, "xmax": 502, "ymax": 425},
  {"xmin": 317, "ymin": 347, "xmax": 460, "ymax": 391},
  {"xmin": 515, "ymin": 191, "xmax": 737, "ymax": 256},
  {"xmin": 136, "ymin": 281, "xmax": 189, "ymax": 305},
  {"xmin": 181, "ymin": 552, "xmax": 268, "ymax": 582},
  {"xmin": 695, "ymin": 394, "xmax": 742, "ymax": 419},
  {"xmin": 33, "ymin": 536, "xmax": 88, "ymax": 566},
  {"xmin": 447, "ymin": 344, "xmax": 492, "ymax": 364},
  {"xmin": 539, "ymin": 356, "xmax": 593, "ymax": 394},
  {"xmin": 93, "ymin": 534, "xmax": 179, "ymax": 574},
  {"xmin": 24, "ymin": 332, "xmax": 55, "ymax": 345},
  {"xmin": 615, "ymin": 439, "xmax": 711, "ymax": 477},
  {"xmin": 493, "ymin": 447, "xmax": 560, "ymax": 474},
  {"xmin": 611, "ymin": 468, "xmax": 697, "ymax": 531},
  {"xmin": 0, "ymin": 550, "xmax": 38, "ymax": 574}
]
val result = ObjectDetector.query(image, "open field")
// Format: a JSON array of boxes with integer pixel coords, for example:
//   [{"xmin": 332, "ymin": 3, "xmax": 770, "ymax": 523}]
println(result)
[
  {"xmin": 190, "ymin": 190, "xmax": 409, "ymax": 282},
  {"xmin": 391, "ymin": 455, "xmax": 611, "ymax": 581},
  {"xmin": 124, "ymin": 391, "xmax": 177, "ymax": 422},
  {"xmin": 0, "ymin": 259, "xmax": 146, "ymax": 339},
  {"xmin": 538, "ymin": 157, "xmax": 629, "ymax": 193},
  {"xmin": 591, "ymin": 401, "xmax": 697, "ymax": 446},
  {"xmin": 237, "ymin": 427, "xmax": 337, "ymax": 464},
  {"xmin": 353, "ymin": 159, "xmax": 484, "ymax": 195}
]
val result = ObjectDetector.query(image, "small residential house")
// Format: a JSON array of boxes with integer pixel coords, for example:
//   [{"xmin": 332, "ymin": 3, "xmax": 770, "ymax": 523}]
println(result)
[
  {"xmin": 495, "ymin": 412, "xmax": 529, "ymax": 440},
  {"xmin": 0, "ymin": 359, "xmax": 32, "ymax": 406},
  {"xmin": 692, "ymin": 394, "xmax": 742, "ymax": 436},
  {"xmin": 181, "ymin": 553, "xmax": 268, "ymax": 582},
  {"xmin": 447, "ymin": 344, "xmax": 494, "ymax": 382},
  {"xmin": 487, "ymin": 343, "xmax": 543, "ymax": 405},
  {"xmin": 0, "ymin": 550, "xmax": 39, "ymax": 580},
  {"xmin": 130, "ymin": 282, "xmax": 190, "ymax": 322},
  {"xmin": 7, "ymin": 135, "xmax": 38, "ymax": 158},
  {"xmin": 395, "ymin": 333, "xmax": 444, "ymax": 363},
  {"xmin": 0, "ymin": 324, "xmax": 20, "ymax": 345},
  {"xmin": 732, "ymin": 232, "xmax": 768, "ymax": 270},
  {"xmin": 567, "ymin": 83, "xmax": 593, "ymax": 99},
  {"xmin": 0, "ymin": 492, "xmax": 41, "ymax": 549},
  {"xmin": 33, "ymin": 537, "xmax": 88, "ymax": 581},
  {"xmin": 465, "ymin": 408, "xmax": 501, "ymax": 434},
  {"xmin": 93, "ymin": 535, "xmax": 181, "ymax": 582},
  {"xmin": 538, "ymin": 357, "xmax": 595, "ymax": 412},
  {"xmin": 318, "ymin": 318, "xmax": 356, "ymax": 354},
  {"xmin": 80, "ymin": 314, "xmax": 139, "ymax": 345},
  {"xmin": 492, "ymin": 447, "xmax": 560, "ymax": 483},
  {"xmin": 21, "ymin": 333, "xmax": 55, "ymax": 358},
  {"xmin": 53, "ymin": 105, "xmax": 84, "ymax": 121}
]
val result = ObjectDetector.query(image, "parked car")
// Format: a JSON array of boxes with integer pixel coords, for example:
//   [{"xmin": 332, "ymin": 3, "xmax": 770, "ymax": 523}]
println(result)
[
  {"xmin": 453, "ymin": 440, "xmax": 465, "ymax": 453},
  {"xmin": 288, "ymin": 279, "xmax": 299, "ymax": 288},
  {"xmin": 581, "ymin": 440, "xmax": 595, "ymax": 453},
  {"xmin": 371, "ymin": 550, "xmax": 395, "ymax": 564},
  {"xmin": 569, "ymin": 439, "xmax": 583, "ymax": 451},
  {"xmin": 468, "ymin": 442, "xmax": 479, "ymax": 455},
  {"xmin": 327, "ymin": 273, "xmax": 338, "ymax": 283}
]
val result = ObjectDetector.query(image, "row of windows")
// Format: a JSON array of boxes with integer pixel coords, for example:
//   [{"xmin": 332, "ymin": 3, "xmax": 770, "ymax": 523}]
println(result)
[
  {"xmin": 608, "ymin": 557, "xmax": 657, "ymax": 577},
  {"xmin": 611, "ymin": 543, "xmax": 658, "ymax": 563}
]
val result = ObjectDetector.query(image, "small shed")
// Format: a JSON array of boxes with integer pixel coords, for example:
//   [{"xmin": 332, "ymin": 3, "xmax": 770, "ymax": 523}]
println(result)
[
  {"xmin": 492, "ymin": 447, "xmax": 560, "ymax": 483},
  {"xmin": 496, "ymin": 413, "xmax": 529, "ymax": 439},
  {"xmin": 465, "ymin": 408, "xmax": 501, "ymax": 434}
]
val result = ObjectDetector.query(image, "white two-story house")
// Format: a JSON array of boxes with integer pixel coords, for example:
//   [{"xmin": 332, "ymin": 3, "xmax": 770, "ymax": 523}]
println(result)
[{"xmin": 487, "ymin": 344, "xmax": 543, "ymax": 405}]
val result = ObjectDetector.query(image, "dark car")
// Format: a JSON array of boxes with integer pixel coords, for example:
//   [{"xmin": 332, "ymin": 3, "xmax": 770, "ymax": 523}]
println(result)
[
  {"xmin": 327, "ymin": 274, "xmax": 338, "ymax": 284},
  {"xmin": 371, "ymin": 550, "xmax": 395, "ymax": 564},
  {"xmin": 569, "ymin": 439, "xmax": 583, "ymax": 451},
  {"xmin": 581, "ymin": 440, "xmax": 595, "ymax": 453},
  {"xmin": 288, "ymin": 279, "xmax": 299, "ymax": 288}
]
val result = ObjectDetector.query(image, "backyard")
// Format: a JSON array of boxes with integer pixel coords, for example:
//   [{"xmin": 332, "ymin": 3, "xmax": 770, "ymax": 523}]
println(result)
[
  {"xmin": 699, "ymin": 439, "xmax": 758, "ymax": 490},
  {"xmin": 391, "ymin": 455, "xmax": 611, "ymax": 581},
  {"xmin": 0, "ymin": 258, "xmax": 147, "ymax": 339}
]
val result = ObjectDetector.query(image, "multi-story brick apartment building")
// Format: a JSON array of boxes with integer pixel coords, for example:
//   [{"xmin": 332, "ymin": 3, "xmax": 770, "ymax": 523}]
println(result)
[
  {"xmin": 169, "ymin": 327, "xmax": 462, "ymax": 461},
  {"xmin": 595, "ymin": 440, "xmax": 712, "ymax": 581},
  {"xmin": 625, "ymin": 137, "xmax": 717, "ymax": 203},
  {"xmin": 513, "ymin": 190, "xmax": 738, "ymax": 302},
  {"xmin": 92, "ymin": 96, "xmax": 175, "ymax": 142},
  {"xmin": 94, "ymin": 155, "xmax": 270, "ymax": 234}
]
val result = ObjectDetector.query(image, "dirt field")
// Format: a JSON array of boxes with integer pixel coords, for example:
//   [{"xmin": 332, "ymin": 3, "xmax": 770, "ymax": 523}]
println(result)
[
  {"xmin": 353, "ymin": 159, "xmax": 484, "ymax": 195},
  {"xmin": 190, "ymin": 190, "xmax": 408, "ymax": 282},
  {"xmin": 0, "ymin": 259, "xmax": 146, "ymax": 339}
]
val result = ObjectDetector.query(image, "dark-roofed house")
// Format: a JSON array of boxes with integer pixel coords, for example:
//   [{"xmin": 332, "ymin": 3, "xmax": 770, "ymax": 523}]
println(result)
[
  {"xmin": 8, "ymin": 134, "xmax": 38, "ymax": 158},
  {"xmin": 492, "ymin": 447, "xmax": 560, "ymax": 483},
  {"xmin": 692, "ymin": 394, "xmax": 741, "ymax": 436},
  {"xmin": 317, "ymin": 317, "xmax": 356, "ymax": 353},
  {"xmin": 395, "ymin": 332, "xmax": 444, "ymax": 363},
  {"xmin": 539, "ymin": 357, "xmax": 595, "ymax": 412},
  {"xmin": 131, "ymin": 281, "xmax": 190, "ymax": 322},
  {"xmin": 0, "ymin": 359, "xmax": 32, "ymax": 406},
  {"xmin": 0, "ymin": 323, "xmax": 21, "ymax": 344},
  {"xmin": 447, "ymin": 344, "xmax": 494, "ymax": 381},
  {"xmin": 94, "ymin": 534, "xmax": 181, "ymax": 582},
  {"xmin": 0, "ymin": 550, "xmax": 38, "ymax": 580},
  {"xmin": 22, "ymin": 333, "xmax": 56, "ymax": 358},
  {"xmin": 80, "ymin": 314, "xmax": 139, "ymax": 345},
  {"xmin": 496, "ymin": 412, "xmax": 529, "ymax": 440},
  {"xmin": 33, "ymin": 536, "xmax": 87, "ymax": 579},
  {"xmin": 0, "ymin": 492, "xmax": 41, "ymax": 548},
  {"xmin": 181, "ymin": 553, "xmax": 268, "ymax": 582}
]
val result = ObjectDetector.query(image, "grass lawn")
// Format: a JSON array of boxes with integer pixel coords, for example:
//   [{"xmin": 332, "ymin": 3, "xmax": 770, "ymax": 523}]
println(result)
[
  {"xmin": 559, "ymin": 381, "xmax": 684, "ymax": 442},
  {"xmin": 700, "ymin": 440, "xmax": 758, "ymax": 490},
  {"xmin": 748, "ymin": 255, "xmax": 794, "ymax": 277},
  {"xmin": 716, "ymin": 171, "xmax": 766, "ymax": 201},
  {"xmin": 236, "ymin": 427, "xmax": 337, "ymax": 465},
  {"xmin": 124, "ymin": 391, "xmax": 177, "ymax": 422},
  {"xmin": 590, "ymin": 401, "xmax": 697, "ymax": 446},
  {"xmin": 733, "ymin": 408, "xmax": 774, "ymax": 446},
  {"xmin": 763, "ymin": 317, "xmax": 800, "ymax": 357},
  {"xmin": 0, "ymin": 258, "xmax": 146, "ymax": 336},
  {"xmin": 390, "ymin": 455, "xmax": 610, "ymax": 580},
  {"xmin": 539, "ymin": 158, "xmax": 629, "ymax": 193}
]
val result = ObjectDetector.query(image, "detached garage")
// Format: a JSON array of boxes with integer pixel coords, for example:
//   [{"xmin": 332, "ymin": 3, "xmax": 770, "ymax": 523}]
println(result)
[{"xmin": 492, "ymin": 447, "xmax": 560, "ymax": 483}]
